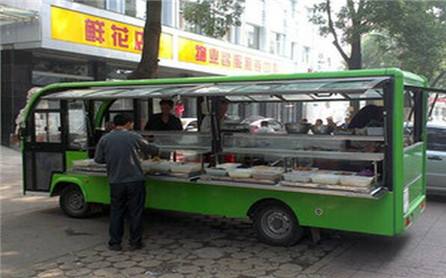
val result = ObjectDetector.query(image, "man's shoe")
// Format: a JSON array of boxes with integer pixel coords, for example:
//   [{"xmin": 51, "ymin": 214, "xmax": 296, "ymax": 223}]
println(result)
[
  {"xmin": 108, "ymin": 244, "xmax": 122, "ymax": 251},
  {"xmin": 128, "ymin": 243, "xmax": 144, "ymax": 251}
]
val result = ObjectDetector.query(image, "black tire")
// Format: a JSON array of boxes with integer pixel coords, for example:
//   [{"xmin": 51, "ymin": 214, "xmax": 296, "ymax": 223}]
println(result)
[
  {"xmin": 59, "ymin": 185, "xmax": 90, "ymax": 218},
  {"xmin": 252, "ymin": 204, "xmax": 304, "ymax": 246}
]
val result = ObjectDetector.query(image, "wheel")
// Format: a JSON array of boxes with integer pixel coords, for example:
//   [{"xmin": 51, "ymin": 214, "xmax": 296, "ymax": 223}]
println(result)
[
  {"xmin": 253, "ymin": 204, "xmax": 304, "ymax": 246},
  {"xmin": 59, "ymin": 185, "xmax": 90, "ymax": 218}
]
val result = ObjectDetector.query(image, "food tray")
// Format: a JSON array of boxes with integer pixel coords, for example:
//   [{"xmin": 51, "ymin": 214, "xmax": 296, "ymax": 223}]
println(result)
[
  {"xmin": 253, "ymin": 166, "xmax": 284, "ymax": 174},
  {"xmin": 339, "ymin": 175, "xmax": 374, "ymax": 187},
  {"xmin": 205, "ymin": 168, "xmax": 228, "ymax": 177},
  {"xmin": 283, "ymin": 172, "xmax": 314, "ymax": 183},
  {"xmin": 227, "ymin": 168, "xmax": 253, "ymax": 179},
  {"xmin": 170, "ymin": 163, "xmax": 202, "ymax": 174},
  {"xmin": 311, "ymin": 173, "xmax": 340, "ymax": 185}
]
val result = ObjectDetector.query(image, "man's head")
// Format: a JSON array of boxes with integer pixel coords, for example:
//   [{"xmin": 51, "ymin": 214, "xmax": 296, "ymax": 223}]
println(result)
[
  {"xmin": 159, "ymin": 99, "xmax": 174, "ymax": 115},
  {"xmin": 260, "ymin": 121, "xmax": 269, "ymax": 127},
  {"xmin": 113, "ymin": 114, "xmax": 134, "ymax": 130},
  {"xmin": 217, "ymin": 98, "xmax": 229, "ymax": 118}
]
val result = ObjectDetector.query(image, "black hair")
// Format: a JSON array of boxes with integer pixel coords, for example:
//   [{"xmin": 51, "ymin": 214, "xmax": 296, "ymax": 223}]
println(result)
[
  {"xmin": 113, "ymin": 113, "xmax": 133, "ymax": 126},
  {"xmin": 261, "ymin": 121, "xmax": 269, "ymax": 127},
  {"xmin": 159, "ymin": 99, "xmax": 174, "ymax": 107}
]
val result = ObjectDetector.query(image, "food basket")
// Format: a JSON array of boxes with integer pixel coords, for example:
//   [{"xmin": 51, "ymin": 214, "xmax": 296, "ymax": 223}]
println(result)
[
  {"xmin": 311, "ymin": 173, "xmax": 340, "ymax": 185},
  {"xmin": 227, "ymin": 168, "xmax": 253, "ymax": 179},
  {"xmin": 339, "ymin": 175, "xmax": 374, "ymax": 187},
  {"xmin": 170, "ymin": 162, "xmax": 202, "ymax": 174}
]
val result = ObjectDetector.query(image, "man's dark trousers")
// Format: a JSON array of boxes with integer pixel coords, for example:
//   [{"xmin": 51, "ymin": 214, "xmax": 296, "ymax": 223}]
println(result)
[{"xmin": 109, "ymin": 181, "xmax": 146, "ymax": 246}]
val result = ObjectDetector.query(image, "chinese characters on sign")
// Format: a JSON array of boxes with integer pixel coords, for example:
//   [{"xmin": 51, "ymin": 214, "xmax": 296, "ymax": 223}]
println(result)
[
  {"xmin": 52, "ymin": 6, "xmax": 284, "ymax": 73},
  {"xmin": 51, "ymin": 6, "xmax": 173, "ymax": 59},
  {"xmin": 178, "ymin": 37, "xmax": 280, "ymax": 73}
]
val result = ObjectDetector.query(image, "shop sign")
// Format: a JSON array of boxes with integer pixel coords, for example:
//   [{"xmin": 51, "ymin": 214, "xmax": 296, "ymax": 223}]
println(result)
[
  {"xmin": 178, "ymin": 37, "xmax": 280, "ymax": 73},
  {"xmin": 50, "ymin": 6, "xmax": 173, "ymax": 59}
]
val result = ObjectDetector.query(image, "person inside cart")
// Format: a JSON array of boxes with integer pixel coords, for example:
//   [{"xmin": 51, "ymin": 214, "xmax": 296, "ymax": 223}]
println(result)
[
  {"xmin": 145, "ymin": 99, "xmax": 183, "ymax": 131},
  {"xmin": 200, "ymin": 98, "xmax": 230, "ymax": 132},
  {"xmin": 95, "ymin": 114, "xmax": 159, "ymax": 251}
]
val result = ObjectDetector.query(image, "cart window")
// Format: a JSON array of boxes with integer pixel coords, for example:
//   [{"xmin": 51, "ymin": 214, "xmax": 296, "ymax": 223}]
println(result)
[
  {"xmin": 68, "ymin": 101, "xmax": 87, "ymax": 150},
  {"xmin": 34, "ymin": 112, "xmax": 61, "ymax": 143},
  {"xmin": 403, "ymin": 91, "xmax": 416, "ymax": 146}
]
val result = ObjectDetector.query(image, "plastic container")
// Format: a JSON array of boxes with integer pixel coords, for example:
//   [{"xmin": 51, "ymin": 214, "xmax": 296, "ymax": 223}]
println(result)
[
  {"xmin": 311, "ymin": 173, "xmax": 340, "ymax": 185},
  {"xmin": 228, "ymin": 168, "xmax": 253, "ymax": 179},
  {"xmin": 339, "ymin": 176, "xmax": 374, "ymax": 187},
  {"xmin": 283, "ymin": 171, "xmax": 314, "ymax": 183}
]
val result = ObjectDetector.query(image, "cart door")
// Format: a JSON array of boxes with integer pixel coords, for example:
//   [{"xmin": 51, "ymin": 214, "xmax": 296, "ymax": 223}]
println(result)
[{"xmin": 23, "ymin": 100, "xmax": 66, "ymax": 193}]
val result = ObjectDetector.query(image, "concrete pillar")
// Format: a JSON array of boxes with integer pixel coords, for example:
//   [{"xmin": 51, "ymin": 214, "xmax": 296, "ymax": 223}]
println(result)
[{"xmin": 1, "ymin": 50, "xmax": 33, "ymax": 146}]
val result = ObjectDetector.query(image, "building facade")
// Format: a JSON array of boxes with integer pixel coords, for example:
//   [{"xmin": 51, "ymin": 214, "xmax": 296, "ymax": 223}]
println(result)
[{"xmin": 1, "ymin": 0, "xmax": 342, "ymax": 145}]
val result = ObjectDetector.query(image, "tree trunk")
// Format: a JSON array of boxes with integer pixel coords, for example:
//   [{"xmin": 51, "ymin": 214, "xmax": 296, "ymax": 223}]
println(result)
[
  {"xmin": 348, "ymin": 34, "xmax": 362, "ymax": 69},
  {"xmin": 128, "ymin": 0, "xmax": 162, "ymax": 80}
]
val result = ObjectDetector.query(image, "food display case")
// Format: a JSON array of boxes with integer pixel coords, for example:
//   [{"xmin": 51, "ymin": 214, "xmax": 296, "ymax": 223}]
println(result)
[{"xmin": 198, "ymin": 132, "xmax": 387, "ymax": 199}]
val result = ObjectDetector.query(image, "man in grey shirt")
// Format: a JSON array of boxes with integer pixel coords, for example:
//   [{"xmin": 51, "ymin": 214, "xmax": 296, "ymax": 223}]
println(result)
[{"xmin": 95, "ymin": 114, "xmax": 159, "ymax": 251}]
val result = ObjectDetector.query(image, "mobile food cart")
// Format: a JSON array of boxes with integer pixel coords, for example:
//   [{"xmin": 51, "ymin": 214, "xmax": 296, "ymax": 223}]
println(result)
[{"xmin": 20, "ymin": 68, "xmax": 429, "ymax": 246}]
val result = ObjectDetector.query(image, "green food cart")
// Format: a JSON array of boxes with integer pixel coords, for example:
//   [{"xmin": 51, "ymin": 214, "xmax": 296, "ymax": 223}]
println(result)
[{"xmin": 19, "ymin": 68, "xmax": 429, "ymax": 246}]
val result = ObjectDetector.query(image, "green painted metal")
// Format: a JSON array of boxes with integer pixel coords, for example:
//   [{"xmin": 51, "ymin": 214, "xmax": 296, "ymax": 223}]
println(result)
[{"xmin": 29, "ymin": 68, "xmax": 428, "ymax": 237}]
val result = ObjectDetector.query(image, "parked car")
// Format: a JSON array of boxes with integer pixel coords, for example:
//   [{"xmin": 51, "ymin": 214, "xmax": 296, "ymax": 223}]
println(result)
[
  {"xmin": 426, "ymin": 123, "xmax": 446, "ymax": 195},
  {"xmin": 181, "ymin": 118, "xmax": 198, "ymax": 132}
]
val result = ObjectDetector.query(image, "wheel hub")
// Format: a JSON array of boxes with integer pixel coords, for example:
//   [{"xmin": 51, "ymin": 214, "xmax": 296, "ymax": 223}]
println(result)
[
  {"xmin": 68, "ymin": 192, "xmax": 84, "ymax": 210},
  {"xmin": 262, "ymin": 210, "xmax": 291, "ymax": 239}
]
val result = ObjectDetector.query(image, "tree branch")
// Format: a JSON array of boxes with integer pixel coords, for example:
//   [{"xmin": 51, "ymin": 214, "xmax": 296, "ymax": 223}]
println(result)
[{"xmin": 326, "ymin": 0, "xmax": 350, "ymax": 63}]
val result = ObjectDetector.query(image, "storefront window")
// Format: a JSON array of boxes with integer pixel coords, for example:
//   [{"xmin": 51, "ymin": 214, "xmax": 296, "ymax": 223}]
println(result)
[
  {"xmin": 269, "ymin": 32, "xmax": 286, "ymax": 56},
  {"xmin": 73, "ymin": 0, "xmax": 105, "ymax": 9},
  {"xmin": 245, "ymin": 24, "xmax": 260, "ymax": 49}
]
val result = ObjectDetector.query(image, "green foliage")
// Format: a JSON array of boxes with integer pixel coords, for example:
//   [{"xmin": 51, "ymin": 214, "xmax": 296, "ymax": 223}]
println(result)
[
  {"xmin": 183, "ymin": 0, "xmax": 245, "ymax": 38},
  {"xmin": 310, "ymin": 0, "xmax": 446, "ymax": 81}
]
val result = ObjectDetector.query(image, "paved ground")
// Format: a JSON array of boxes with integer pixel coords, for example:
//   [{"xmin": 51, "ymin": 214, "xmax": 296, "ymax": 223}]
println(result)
[{"xmin": 1, "ymin": 146, "xmax": 446, "ymax": 278}]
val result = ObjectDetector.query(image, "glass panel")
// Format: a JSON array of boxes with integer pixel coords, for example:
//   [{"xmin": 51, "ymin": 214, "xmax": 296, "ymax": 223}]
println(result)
[
  {"xmin": 34, "ymin": 112, "xmax": 61, "ymax": 143},
  {"xmin": 110, "ymin": 99, "xmax": 134, "ymax": 110},
  {"xmin": 36, "ymin": 100, "xmax": 60, "ymax": 109},
  {"xmin": 345, "ymin": 89, "xmax": 383, "ymax": 100},
  {"xmin": 234, "ymin": 84, "xmax": 278, "ymax": 93},
  {"xmin": 68, "ymin": 101, "xmax": 87, "ymax": 150},
  {"xmin": 43, "ymin": 90, "xmax": 98, "ymax": 100},
  {"xmin": 281, "ymin": 94, "xmax": 313, "ymax": 101},
  {"xmin": 84, "ymin": 89, "xmax": 126, "ymax": 99},
  {"xmin": 34, "ymin": 112, "xmax": 48, "ymax": 143},
  {"xmin": 35, "ymin": 152, "xmax": 64, "ymax": 191},
  {"xmin": 193, "ymin": 85, "xmax": 243, "ymax": 94},
  {"xmin": 226, "ymin": 96, "xmax": 252, "ymax": 101},
  {"xmin": 113, "ymin": 87, "xmax": 164, "ymax": 98},
  {"xmin": 320, "ymin": 80, "xmax": 377, "ymax": 90},
  {"xmin": 249, "ymin": 95, "xmax": 281, "ymax": 102},
  {"xmin": 48, "ymin": 113, "xmax": 62, "ymax": 143},
  {"xmin": 403, "ymin": 90, "xmax": 415, "ymax": 146}
]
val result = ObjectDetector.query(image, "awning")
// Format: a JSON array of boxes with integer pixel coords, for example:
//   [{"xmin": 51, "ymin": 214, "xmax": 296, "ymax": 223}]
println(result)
[
  {"xmin": 0, "ymin": 5, "xmax": 38, "ymax": 26},
  {"xmin": 42, "ymin": 76, "xmax": 390, "ymax": 102}
]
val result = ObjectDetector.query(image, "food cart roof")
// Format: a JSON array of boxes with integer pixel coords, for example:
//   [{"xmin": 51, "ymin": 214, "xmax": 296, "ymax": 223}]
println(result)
[{"xmin": 43, "ymin": 76, "xmax": 390, "ymax": 102}]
